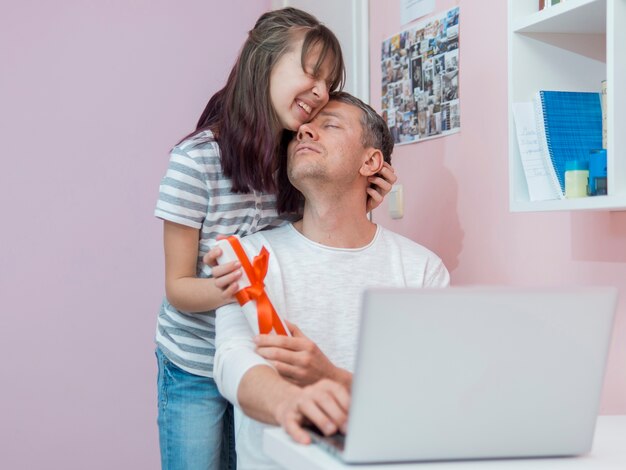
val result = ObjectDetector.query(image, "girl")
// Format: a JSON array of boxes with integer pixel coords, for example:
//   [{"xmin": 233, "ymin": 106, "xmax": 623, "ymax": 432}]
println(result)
[{"xmin": 154, "ymin": 7, "xmax": 396, "ymax": 470}]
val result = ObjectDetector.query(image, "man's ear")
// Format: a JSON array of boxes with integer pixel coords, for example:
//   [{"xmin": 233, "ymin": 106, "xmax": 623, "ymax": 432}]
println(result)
[{"xmin": 359, "ymin": 148, "xmax": 384, "ymax": 176}]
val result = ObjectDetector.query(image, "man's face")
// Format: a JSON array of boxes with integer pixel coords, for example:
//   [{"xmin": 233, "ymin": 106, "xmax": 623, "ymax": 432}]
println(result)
[{"xmin": 287, "ymin": 100, "xmax": 366, "ymax": 187}]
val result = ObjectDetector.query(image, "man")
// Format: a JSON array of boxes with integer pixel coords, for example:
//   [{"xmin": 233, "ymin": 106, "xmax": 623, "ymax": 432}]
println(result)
[{"xmin": 213, "ymin": 92, "xmax": 449, "ymax": 469}]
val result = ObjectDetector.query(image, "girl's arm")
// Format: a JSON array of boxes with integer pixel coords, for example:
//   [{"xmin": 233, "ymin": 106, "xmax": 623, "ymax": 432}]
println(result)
[{"xmin": 164, "ymin": 221, "xmax": 241, "ymax": 312}]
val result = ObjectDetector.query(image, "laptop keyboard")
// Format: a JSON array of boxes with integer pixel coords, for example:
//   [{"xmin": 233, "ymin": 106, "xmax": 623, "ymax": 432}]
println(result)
[{"xmin": 305, "ymin": 425, "xmax": 346, "ymax": 457}]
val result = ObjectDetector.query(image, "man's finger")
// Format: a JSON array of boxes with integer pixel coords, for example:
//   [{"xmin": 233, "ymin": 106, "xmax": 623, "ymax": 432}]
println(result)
[
  {"xmin": 284, "ymin": 415, "xmax": 311, "ymax": 445},
  {"xmin": 298, "ymin": 397, "xmax": 340, "ymax": 436},
  {"xmin": 313, "ymin": 380, "xmax": 351, "ymax": 415},
  {"xmin": 256, "ymin": 346, "xmax": 304, "ymax": 366},
  {"xmin": 314, "ymin": 388, "xmax": 350, "ymax": 427},
  {"xmin": 256, "ymin": 346, "xmax": 292, "ymax": 361},
  {"xmin": 325, "ymin": 380, "xmax": 351, "ymax": 413},
  {"xmin": 285, "ymin": 320, "xmax": 304, "ymax": 337},
  {"xmin": 255, "ymin": 334, "xmax": 303, "ymax": 350}
]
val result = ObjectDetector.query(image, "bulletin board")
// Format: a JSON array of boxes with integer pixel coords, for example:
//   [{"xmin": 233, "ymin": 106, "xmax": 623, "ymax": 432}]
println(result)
[{"xmin": 381, "ymin": 6, "xmax": 460, "ymax": 145}]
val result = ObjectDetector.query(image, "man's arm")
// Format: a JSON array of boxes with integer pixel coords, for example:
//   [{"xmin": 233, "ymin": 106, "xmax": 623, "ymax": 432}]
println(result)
[
  {"xmin": 214, "ymin": 301, "xmax": 271, "ymax": 405},
  {"xmin": 214, "ymin": 303, "xmax": 350, "ymax": 444},
  {"xmin": 238, "ymin": 365, "xmax": 351, "ymax": 444}
]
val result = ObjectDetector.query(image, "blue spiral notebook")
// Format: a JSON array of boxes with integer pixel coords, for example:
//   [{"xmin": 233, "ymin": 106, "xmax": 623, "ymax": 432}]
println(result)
[{"xmin": 534, "ymin": 91, "xmax": 603, "ymax": 197}]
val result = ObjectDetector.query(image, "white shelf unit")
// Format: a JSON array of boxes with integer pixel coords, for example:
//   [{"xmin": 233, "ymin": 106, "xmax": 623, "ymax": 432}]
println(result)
[{"xmin": 508, "ymin": 0, "xmax": 626, "ymax": 212}]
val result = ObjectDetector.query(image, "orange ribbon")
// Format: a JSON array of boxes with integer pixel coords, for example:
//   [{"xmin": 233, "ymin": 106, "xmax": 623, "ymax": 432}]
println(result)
[{"xmin": 225, "ymin": 236, "xmax": 288, "ymax": 336}]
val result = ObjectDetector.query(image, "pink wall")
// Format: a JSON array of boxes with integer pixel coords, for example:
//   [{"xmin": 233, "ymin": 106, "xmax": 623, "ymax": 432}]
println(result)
[
  {"xmin": 370, "ymin": 0, "xmax": 626, "ymax": 414},
  {"xmin": 0, "ymin": 1, "xmax": 269, "ymax": 468}
]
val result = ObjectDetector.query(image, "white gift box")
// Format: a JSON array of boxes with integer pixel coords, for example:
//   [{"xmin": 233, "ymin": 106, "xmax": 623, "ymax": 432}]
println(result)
[{"xmin": 214, "ymin": 236, "xmax": 290, "ymax": 336}]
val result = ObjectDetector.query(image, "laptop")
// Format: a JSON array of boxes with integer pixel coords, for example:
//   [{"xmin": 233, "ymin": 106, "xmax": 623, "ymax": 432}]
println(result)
[{"xmin": 308, "ymin": 286, "xmax": 617, "ymax": 464}]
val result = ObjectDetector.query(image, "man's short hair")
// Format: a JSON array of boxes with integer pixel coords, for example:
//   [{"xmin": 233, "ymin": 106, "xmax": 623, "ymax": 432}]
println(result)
[{"xmin": 328, "ymin": 92, "xmax": 394, "ymax": 164}]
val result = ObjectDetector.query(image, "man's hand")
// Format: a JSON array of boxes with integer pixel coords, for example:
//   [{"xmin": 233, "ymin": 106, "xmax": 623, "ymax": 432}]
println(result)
[
  {"xmin": 275, "ymin": 379, "xmax": 350, "ymax": 445},
  {"xmin": 255, "ymin": 321, "xmax": 351, "ymax": 388}
]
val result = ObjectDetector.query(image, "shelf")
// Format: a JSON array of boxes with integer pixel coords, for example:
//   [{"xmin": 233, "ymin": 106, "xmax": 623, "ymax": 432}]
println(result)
[
  {"xmin": 511, "ymin": 196, "xmax": 626, "ymax": 213},
  {"xmin": 513, "ymin": 0, "xmax": 606, "ymax": 34},
  {"xmin": 508, "ymin": 0, "xmax": 626, "ymax": 213}
]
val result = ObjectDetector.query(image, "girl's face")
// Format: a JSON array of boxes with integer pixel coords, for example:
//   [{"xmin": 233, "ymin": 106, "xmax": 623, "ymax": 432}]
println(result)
[{"xmin": 270, "ymin": 36, "xmax": 335, "ymax": 131}]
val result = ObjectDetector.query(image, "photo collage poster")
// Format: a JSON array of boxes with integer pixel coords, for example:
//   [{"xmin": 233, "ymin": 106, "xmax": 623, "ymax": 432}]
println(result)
[{"xmin": 381, "ymin": 7, "xmax": 460, "ymax": 145}]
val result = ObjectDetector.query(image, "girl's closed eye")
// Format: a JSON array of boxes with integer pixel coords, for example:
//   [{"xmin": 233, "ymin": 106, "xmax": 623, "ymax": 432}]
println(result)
[{"xmin": 304, "ymin": 68, "xmax": 321, "ymax": 82}]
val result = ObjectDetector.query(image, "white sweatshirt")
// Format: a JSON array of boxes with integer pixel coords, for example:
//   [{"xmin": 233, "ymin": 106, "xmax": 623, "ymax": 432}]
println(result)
[{"xmin": 214, "ymin": 223, "xmax": 450, "ymax": 469}]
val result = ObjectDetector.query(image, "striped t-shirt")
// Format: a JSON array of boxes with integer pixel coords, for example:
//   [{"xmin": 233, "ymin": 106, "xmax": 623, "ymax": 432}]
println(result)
[{"xmin": 154, "ymin": 130, "xmax": 294, "ymax": 377}]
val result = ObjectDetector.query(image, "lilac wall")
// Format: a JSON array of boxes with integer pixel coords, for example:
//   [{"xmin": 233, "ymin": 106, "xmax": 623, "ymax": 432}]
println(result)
[
  {"xmin": 370, "ymin": 0, "xmax": 626, "ymax": 413},
  {"xmin": 0, "ymin": 1, "xmax": 269, "ymax": 468}
]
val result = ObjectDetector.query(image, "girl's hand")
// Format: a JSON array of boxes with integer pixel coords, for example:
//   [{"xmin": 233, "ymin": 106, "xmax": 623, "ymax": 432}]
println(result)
[
  {"xmin": 366, "ymin": 162, "xmax": 397, "ymax": 212},
  {"xmin": 203, "ymin": 245, "xmax": 242, "ymax": 300}
]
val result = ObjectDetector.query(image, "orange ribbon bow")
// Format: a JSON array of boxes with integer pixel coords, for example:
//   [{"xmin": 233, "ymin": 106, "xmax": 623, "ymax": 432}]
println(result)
[{"xmin": 225, "ymin": 236, "xmax": 288, "ymax": 336}]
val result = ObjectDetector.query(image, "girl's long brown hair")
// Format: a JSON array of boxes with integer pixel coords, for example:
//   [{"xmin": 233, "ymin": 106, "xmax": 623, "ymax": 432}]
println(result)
[{"xmin": 190, "ymin": 8, "xmax": 345, "ymax": 208}]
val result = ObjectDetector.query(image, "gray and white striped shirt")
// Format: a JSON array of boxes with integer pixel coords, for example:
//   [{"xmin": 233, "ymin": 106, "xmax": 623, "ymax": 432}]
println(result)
[{"xmin": 154, "ymin": 130, "xmax": 294, "ymax": 377}]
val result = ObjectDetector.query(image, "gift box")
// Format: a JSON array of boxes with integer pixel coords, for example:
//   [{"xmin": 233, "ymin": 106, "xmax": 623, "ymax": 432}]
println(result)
[{"xmin": 214, "ymin": 235, "xmax": 290, "ymax": 336}]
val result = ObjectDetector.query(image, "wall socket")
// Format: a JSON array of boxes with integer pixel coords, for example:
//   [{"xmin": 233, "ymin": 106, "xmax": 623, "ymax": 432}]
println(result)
[{"xmin": 388, "ymin": 184, "xmax": 404, "ymax": 219}]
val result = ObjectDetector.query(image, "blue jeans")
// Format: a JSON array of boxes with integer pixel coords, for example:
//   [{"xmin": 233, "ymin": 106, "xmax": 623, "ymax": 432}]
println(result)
[{"xmin": 156, "ymin": 347, "xmax": 236, "ymax": 470}]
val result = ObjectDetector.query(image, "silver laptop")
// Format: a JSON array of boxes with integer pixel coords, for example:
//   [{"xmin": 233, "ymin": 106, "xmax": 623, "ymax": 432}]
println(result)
[{"xmin": 308, "ymin": 286, "xmax": 617, "ymax": 464}]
